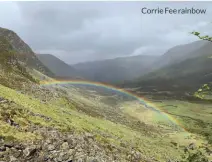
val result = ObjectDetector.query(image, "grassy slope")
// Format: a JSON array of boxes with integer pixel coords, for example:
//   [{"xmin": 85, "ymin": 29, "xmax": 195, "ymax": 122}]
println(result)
[
  {"xmin": 0, "ymin": 35, "xmax": 211, "ymax": 161},
  {"xmin": 0, "ymin": 83, "xmax": 187, "ymax": 161},
  {"xmin": 121, "ymin": 99, "xmax": 212, "ymax": 161},
  {"xmin": 155, "ymin": 100, "xmax": 212, "ymax": 145},
  {"xmin": 1, "ymin": 71, "xmax": 212, "ymax": 161}
]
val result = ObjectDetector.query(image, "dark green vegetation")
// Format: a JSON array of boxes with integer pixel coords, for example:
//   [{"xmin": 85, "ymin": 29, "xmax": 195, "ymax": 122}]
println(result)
[
  {"xmin": 124, "ymin": 54, "xmax": 212, "ymax": 99},
  {"xmin": 0, "ymin": 27, "xmax": 212, "ymax": 162},
  {"xmin": 191, "ymin": 31, "xmax": 212, "ymax": 42},
  {"xmin": 120, "ymin": 40, "xmax": 212, "ymax": 102}
]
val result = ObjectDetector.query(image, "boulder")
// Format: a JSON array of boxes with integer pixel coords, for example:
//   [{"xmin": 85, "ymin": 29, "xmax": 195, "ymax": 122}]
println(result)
[
  {"xmin": 0, "ymin": 146, "xmax": 6, "ymax": 152},
  {"xmin": 23, "ymin": 145, "xmax": 37, "ymax": 157},
  {"xmin": 61, "ymin": 142, "xmax": 70, "ymax": 150}
]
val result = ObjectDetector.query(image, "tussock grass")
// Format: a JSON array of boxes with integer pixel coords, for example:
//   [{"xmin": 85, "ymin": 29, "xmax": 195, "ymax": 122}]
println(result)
[{"xmin": 0, "ymin": 121, "xmax": 38, "ymax": 141}]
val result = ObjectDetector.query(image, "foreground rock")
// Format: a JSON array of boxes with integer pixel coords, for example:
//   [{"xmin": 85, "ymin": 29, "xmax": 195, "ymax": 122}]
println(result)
[{"xmin": 0, "ymin": 126, "xmax": 156, "ymax": 162}]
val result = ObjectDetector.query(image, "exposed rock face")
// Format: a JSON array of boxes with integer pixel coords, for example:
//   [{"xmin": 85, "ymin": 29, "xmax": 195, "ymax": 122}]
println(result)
[
  {"xmin": 0, "ymin": 126, "xmax": 151, "ymax": 162},
  {"xmin": 0, "ymin": 27, "xmax": 53, "ymax": 77}
]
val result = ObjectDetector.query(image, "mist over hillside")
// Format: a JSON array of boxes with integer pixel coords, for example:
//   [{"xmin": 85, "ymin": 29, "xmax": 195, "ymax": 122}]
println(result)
[
  {"xmin": 72, "ymin": 55, "xmax": 159, "ymax": 83},
  {"xmin": 37, "ymin": 54, "xmax": 80, "ymax": 78},
  {"xmin": 120, "ymin": 40, "xmax": 212, "ymax": 99},
  {"xmin": 37, "ymin": 39, "xmax": 212, "ymax": 96},
  {"xmin": 150, "ymin": 40, "xmax": 209, "ymax": 70},
  {"xmin": 36, "ymin": 38, "xmax": 212, "ymax": 101}
]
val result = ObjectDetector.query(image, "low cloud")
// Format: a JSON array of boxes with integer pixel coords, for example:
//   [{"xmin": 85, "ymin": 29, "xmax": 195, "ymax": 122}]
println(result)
[{"xmin": 0, "ymin": 1, "xmax": 211, "ymax": 64}]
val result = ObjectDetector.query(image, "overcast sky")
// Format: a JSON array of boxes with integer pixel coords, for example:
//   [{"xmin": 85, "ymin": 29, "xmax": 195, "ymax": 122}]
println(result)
[{"xmin": 0, "ymin": 1, "xmax": 212, "ymax": 64}]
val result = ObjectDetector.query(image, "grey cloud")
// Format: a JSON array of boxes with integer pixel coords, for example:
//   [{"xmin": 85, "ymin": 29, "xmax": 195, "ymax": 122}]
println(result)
[
  {"xmin": 18, "ymin": 2, "xmax": 101, "ymax": 33},
  {"xmin": 0, "ymin": 1, "xmax": 212, "ymax": 64}
]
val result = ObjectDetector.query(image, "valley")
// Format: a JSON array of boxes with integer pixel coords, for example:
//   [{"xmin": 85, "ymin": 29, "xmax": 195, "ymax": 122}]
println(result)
[
  {"xmin": 0, "ymin": 12, "xmax": 212, "ymax": 162},
  {"xmin": 1, "ymin": 75, "xmax": 212, "ymax": 161}
]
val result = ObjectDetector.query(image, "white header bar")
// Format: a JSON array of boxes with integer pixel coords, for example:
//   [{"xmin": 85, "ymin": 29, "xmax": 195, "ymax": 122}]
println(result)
[{"xmin": 0, "ymin": 0, "xmax": 212, "ymax": 1}]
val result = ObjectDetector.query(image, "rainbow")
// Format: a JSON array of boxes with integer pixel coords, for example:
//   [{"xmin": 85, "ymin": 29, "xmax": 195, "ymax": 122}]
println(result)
[{"xmin": 40, "ymin": 79, "xmax": 189, "ymax": 133}]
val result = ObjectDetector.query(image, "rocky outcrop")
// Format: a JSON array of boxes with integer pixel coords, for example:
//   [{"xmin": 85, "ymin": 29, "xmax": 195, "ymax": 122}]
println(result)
[{"xmin": 0, "ymin": 126, "xmax": 151, "ymax": 162}]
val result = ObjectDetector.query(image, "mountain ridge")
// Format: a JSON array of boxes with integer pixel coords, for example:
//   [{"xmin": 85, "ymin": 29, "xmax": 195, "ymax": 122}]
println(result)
[
  {"xmin": 73, "ymin": 54, "xmax": 159, "ymax": 83},
  {"xmin": 150, "ymin": 40, "xmax": 210, "ymax": 71},
  {"xmin": 36, "ymin": 54, "xmax": 80, "ymax": 79},
  {"xmin": 0, "ymin": 27, "xmax": 54, "ymax": 77}
]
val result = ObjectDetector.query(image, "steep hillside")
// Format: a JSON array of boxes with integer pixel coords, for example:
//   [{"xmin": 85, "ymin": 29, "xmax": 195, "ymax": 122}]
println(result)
[
  {"xmin": 120, "ymin": 40, "xmax": 212, "ymax": 99},
  {"xmin": 151, "ymin": 40, "xmax": 209, "ymax": 70},
  {"xmin": 0, "ymin": 27, "xmax": 54, "ymax": 77},
  {"xmin": 73, "ymin": 55, "xmax": 158, "ymax": 83},
  {"xmin": 37, "ymin": 54, "xmax": 80, "ymax": 78},
  {"xmin": 124, "ymin": 55, "xmax": 212, "ymax": 100},
  {"xmin": 0, "ymin": 36, "xmax": 39, "ymax": 90},
  {"xmin": 1, "ymin": 30, "xmax": 182, "ymax": 162},
  {"xmin": 0, "ymin": 38, "xmax": 185, "ymax": 161}
]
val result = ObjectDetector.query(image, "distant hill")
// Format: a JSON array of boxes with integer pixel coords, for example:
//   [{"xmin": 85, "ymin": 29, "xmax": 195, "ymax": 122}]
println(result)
[
  {"xmin": 0, "ymin": 27, "xmax": 53, "ymax": 77},
  {"xmin": 123, "ymin": 43, "xmax": 212, "ymax": 99},
  {"xmin": 73, "ymin": 40, "xmax": 211, "ymax": 84},
  {"xmin": 119, "ymin": 39, "xmax": 212, "ymax": 100},
  {"xmin": 37, "ymin": 54, "xmax": 81, "ymax": 79},
  {"xmin": 73, "ymin": 55, "xmax": 158, "ymax": 83},
  {"xmin": 151, "ymin": 40, "xmax": 210, "ymax": 70}
]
